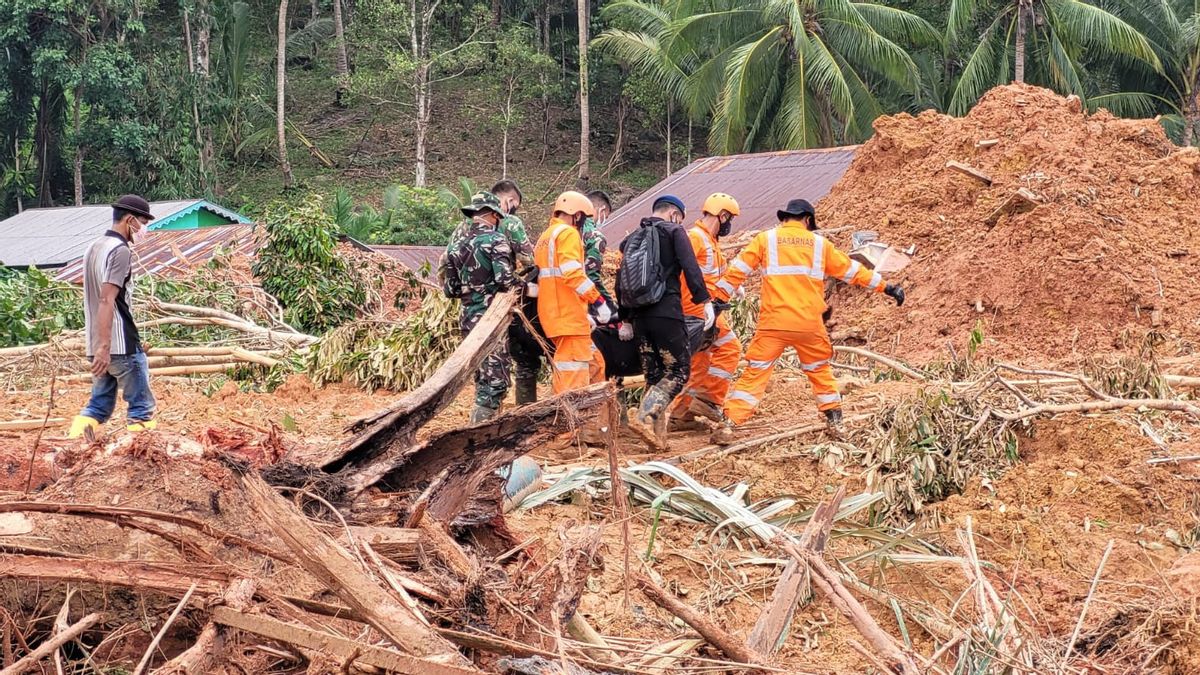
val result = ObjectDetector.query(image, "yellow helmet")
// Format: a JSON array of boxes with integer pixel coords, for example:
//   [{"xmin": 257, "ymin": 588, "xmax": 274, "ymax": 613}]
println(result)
[
  {"xmin": 702, "ymin": 192, "xmax": 740, "ymax": 218},
  {"xmin": 553, "ymin": 190, "xmax": 596, "ymax": 219}
]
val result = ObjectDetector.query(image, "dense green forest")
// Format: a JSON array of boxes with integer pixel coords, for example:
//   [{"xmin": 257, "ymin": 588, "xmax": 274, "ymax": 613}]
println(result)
[{"xmin": 1, "ymin": 0, "xmax": 1197, "ymax": 239}]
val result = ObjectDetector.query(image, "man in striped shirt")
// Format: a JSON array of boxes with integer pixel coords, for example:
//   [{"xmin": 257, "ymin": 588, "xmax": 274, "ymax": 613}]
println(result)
[{"xmin": 68, "ymin": 195, "xmax": 158, "ymax": 439}]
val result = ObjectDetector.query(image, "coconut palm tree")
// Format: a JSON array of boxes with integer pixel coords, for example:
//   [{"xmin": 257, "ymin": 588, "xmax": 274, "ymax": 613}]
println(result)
[
  {"xmin": 599, "ymin": 0, "xmax": 940, "ymax": 153},
  {"xmin": 1089, "ymin": 0, "xmax": 1200, "ymax": 144},
  {"xmin": 946, "ymin": 0, "xmax": 1162, "ymax": 115}
]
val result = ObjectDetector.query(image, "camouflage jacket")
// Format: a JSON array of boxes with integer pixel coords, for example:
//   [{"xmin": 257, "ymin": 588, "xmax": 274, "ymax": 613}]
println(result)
[
  {"xmin": 581, "ymin": 217, "xmax": 613, "ymax": 303},
  {"xmin": 441, "ymin": 218, "xmax": 517, "ymax": 329},
  {"xmin": 448, "ymin": 212, "xmax": 533, "ymax": 271}
]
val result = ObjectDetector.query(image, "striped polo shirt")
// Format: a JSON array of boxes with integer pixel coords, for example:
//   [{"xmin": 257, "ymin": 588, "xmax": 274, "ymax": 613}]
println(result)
[{"xmin": 83, "ymin": 230, "xmax": 140, "ymax": 357}]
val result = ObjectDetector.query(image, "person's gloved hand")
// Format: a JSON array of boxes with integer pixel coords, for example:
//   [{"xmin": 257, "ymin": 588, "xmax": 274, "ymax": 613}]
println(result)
[
  {"xmin": 525, "ymin": 282, "xmax": 539, "ymax": 297},
  {"xmin": 884, "ymin": 284, "xmax": 905, "ymax": 306},
  {"xmin": 587, "ymin": 314, "xmax": 597, "ymax": 329},
  {"xmin": 703, "ymin": 302, "xmax": 715, "ymax": 330},
  {"xmin": 618, "ymin": 322, "xmax": 634, "ymax": 341},
  {"xmin": 592, "ymin": 299, "xmax": 613, "ymax": 324}
]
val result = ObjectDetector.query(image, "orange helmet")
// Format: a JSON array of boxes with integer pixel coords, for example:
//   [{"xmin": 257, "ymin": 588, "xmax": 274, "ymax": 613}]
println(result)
[
  {"xmin": 702, "ymin": 192, "xmax": 740, "ymax": 218},
  {"xmin": 553, "ymin": 190, "xmax": 596, "ymax": 219}
]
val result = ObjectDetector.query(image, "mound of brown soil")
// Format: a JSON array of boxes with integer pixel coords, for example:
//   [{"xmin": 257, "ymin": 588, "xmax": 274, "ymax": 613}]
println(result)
[{"xmin": 820, "ymin": 84, "xmax": 1200, "ymax": 364}]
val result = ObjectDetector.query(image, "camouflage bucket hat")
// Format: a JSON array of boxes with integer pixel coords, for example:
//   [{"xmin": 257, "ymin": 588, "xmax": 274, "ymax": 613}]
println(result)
[{"xmin": 461, "ymin": 191, "xmax": 505, "ymax": 219}]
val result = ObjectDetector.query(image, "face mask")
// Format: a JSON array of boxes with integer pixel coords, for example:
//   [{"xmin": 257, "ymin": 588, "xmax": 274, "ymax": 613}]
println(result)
[
  {"xmin": 507, "ymin": 203, "xmax": 519, "ymax": 216},
  {"xmin": 718, "ymin": 215, "xmax": 732, "ymax": 237}
]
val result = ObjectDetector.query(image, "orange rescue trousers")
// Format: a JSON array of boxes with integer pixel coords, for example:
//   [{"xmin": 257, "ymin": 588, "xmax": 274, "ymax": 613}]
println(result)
[
  {"xmin": 550, "ymin": 334, "xmax": 605, "ymax": 394},
  {"xmin": 674, "ymin": 315, "xmax": 741, "ymax": 411},
  {"xmin": 723, "ymin": 326, "xmax": 841, "ymax": 425}
]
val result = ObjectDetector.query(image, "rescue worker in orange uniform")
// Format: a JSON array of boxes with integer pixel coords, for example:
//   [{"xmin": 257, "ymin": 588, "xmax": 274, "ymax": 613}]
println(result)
[
  {"xmin": 534, "ymin": 191, "xmax": 610, "ymax": 393},
  {"xmin": 711, "ymin": 199, "xmax": 905, "ymax": 443},
  {"xmin": 671, "ymin": 193, "xmax": 743, "ymax": 425}
]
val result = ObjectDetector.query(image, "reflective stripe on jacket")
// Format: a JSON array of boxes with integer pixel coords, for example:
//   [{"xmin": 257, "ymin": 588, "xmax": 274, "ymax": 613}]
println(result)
[
  {"xmin": 714, "ymin": 222, "xmax": 884, "ymax": 330},
  {"xmin": 680, "ymin": 224, "xmax": 725, "ymax": 319},
  {"xmin": 535, "ymin": 217, "xmax": 601, "ymax": 337}
]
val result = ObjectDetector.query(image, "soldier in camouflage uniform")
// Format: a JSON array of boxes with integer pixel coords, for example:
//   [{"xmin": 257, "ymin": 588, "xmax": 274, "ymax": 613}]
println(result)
[
  {"xmin": 440, "ymin": 192, "xmax": 519, "ymax": 423},
  {"xmin": 446, "ymin": 182, "xmax": 532, "ymax": 272}
]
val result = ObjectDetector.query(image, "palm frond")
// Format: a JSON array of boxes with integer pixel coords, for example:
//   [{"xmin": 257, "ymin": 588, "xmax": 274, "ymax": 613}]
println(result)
[
  {"xmin": 1045, "ymin": 25, "xmax": 1086, "ymax": 95},
  {"xmin": 710, "ymin": 26, "xmax": 787, "ymax": 153},
  {"xmin": 772, "ymin": 58, "xmax": 822, "ymax": 149},
  {"xmin": 1088, "ymin": 91, "xmax": 1180, "ymax": 116},
  {"xmin": 593, "ymin": 29, "xmax": 688, "ymax": 99},
  {"xmin": 804, "ymin": 31, "xmax": 856, "ymax": 128},
  {"xmin": 834, "ymin": 49, "xmax": 887, "ymax": 139},
  {"xmin": 599, "ymin": 0, "xmax": 671, "ymax": 32},
  {"xmin": 822, "ymin": 17, "xmax": 922, "ymax": 91},
  {"xmin": 949, "ymin": 11, "xmax": 1012, "ymax": 116},
  {"xmin": 946, "ymin": 0, "xmax": 977, "ymax": 46},
  {"xmin": 286, "ymin": 17, "xmax": 334, "ymax": 55},
  {"xmin": 851, "ymin": 2, "xmax": 942, "ymax": 48},
  {"xmin": 1044, "ymin": 0, "xmax": 1164, "ymax": 73}
]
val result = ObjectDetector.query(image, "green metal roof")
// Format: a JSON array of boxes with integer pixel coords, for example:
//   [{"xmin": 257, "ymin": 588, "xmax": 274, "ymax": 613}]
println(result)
[{"xmin": 148, "ymin": 200, "xmax": 253, "ymax": 230}]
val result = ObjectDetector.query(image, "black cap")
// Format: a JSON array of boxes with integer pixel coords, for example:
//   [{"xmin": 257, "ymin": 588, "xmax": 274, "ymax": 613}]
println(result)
[
  {"xmin": 777, "ymin": 198, "xmax": 815, "ymax": 222},
  {"xmin": 111, "ymin": 194, "xmax": 155, "ymax": 221}
]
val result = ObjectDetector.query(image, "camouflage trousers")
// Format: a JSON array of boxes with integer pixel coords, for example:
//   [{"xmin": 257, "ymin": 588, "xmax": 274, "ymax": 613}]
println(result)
[{"xmin": 462, "ymin": 312, "xmax": 512, "ymax": 410}]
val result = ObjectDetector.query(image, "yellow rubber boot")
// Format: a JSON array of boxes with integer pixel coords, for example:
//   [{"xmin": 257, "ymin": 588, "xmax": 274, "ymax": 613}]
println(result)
[
  {"xmin": 127, "ymin": 419, "xmax": 158, "ymax": 432},
  {"xmin": 67, "ymin": 416, "xmax": 100, "ymax": 439}
]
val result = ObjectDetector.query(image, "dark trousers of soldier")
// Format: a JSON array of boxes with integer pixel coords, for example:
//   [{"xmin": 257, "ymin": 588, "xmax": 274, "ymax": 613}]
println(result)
[
  {"xmin": 463, "ymin": 313, "xmax": 511, "ymax": 410},
  {"xmin": 632, "ymin": 315, "xmax": 692, "ymax": 401}
]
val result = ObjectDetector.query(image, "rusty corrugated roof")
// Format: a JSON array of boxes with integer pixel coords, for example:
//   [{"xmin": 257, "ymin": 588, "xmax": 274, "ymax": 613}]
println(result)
[
  {"xmin": 55, "ymin": 224, "xmax": 261, "ymax": 284},
  {"xmin": 600, "ymin": 146, "xmax": 858, "ymax": 245},
  {"xmin": 0, "ymin": 200, "xmax": 250, "ymax": 268},
  {"xmin": 369, "ymin": 245, "xmax": 442, "ymax": 277}
]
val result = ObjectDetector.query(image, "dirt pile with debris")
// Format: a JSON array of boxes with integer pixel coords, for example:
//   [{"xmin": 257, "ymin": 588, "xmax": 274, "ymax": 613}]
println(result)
[{"xmin": 820, "ymin": 84, "xmax": 1200, "ymax": 363}]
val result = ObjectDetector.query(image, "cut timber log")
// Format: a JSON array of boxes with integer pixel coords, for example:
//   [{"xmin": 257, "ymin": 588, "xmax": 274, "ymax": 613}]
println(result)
[
  {"xmin": 348, "ymin": 382, "xmax": 616, "ymax": 512},
  {"xmin": 748, "ymin": 486, "xmax": 846, "ymax": 656},
  {"xmin": 325, "ymin": 291, "xmax": 519, "ymax": 474},
  {"xmin": 946, "ymin": 160, "xmax": 993, "ymax": 185},
  {"xmin": 210, "ymin": 607, "xmax": 481, "ymax": 675},
  {"xmin": 235, "ymin": 471, "xmax": 469, "ymax": 664},
  {"xmin": 342, "ymin": 525, "xmax": 421, "ymax": 563},
  {"xmin": 984, "ymin": 188, "xmax": 1040, "ymax": 226}
]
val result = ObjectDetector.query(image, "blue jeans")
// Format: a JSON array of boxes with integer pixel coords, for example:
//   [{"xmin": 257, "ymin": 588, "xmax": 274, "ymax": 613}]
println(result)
[{"xmin": 81, "ymin": 352, "xmax": 156, "ymax": 423}]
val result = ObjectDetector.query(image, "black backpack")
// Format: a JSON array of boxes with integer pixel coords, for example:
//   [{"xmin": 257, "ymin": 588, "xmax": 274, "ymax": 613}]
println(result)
[{"xmin": 617, "ymin": 221, "xmax": 666, "ymax": 308}]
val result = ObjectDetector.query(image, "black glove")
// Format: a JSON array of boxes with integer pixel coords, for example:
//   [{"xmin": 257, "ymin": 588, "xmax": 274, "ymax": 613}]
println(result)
[
  {"xmin": 884, "ymin": 283, "xmax": 905, "ymax": 307},
  {"xmin": 822, "ymin": 306, "xmax": 833, "ymax": 323}
]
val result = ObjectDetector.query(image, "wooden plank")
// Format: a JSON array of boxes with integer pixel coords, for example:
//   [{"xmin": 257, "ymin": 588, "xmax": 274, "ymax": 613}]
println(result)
[
  {"xmin": 945, "ymin": 160, "xmax": 993, "ymax": 185},
  {"xmin": 211, "ymin": 607, "xmax": 480, "ymax": 675},
  {"xmin": 975, "ymin": 139, "xmax": 999, "ymax": 148},
  {"xmin": 984, "ymin": 188, "xmax": 1039, "ymax": 226},
  {"xmin": 343, "ymin": 525, "xmax": 421, "ymax": 562},
  {"xmin": 325, "ymin": 291, "xmax": 519, "ymax": 474},
  {"xmin": 0, "ymin": 418, "xmax": 66, "ymax": 431},
  {"xmin": 747, "ymin": 486, "xmax": 846, "ymax": 656},
  {"xmin": 237, "ymin": 472, "xmax": 469, "ymax": 664}
]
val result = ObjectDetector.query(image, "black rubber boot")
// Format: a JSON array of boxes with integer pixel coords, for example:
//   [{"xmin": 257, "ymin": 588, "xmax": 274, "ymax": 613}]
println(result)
[
  {"xmin": 514, "ymin": 377, "xmax": 538, "ymax": 406},
  {"xmin": 470, "ymin": 404, "xmax": 499, "ymax": 424},
  {"xmin": 823, "ymin": 407, "xmax": 846, "ymax": 439}
]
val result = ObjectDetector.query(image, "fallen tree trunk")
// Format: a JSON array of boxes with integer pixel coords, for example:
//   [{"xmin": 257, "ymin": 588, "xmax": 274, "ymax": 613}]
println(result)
[
  {"xmin": 347, "ymin": 382, "xmax": 615, "ymax": 508},
  {"xmin": 211, "ymin": 608, "xmax": 482, "ymax": 675},
  {"xmin": 234, "ymin": 470, "xmax": 470, "ymax": 665},
  {"xmin": 0, "ymin": 555, "xmax": 228, "ymax": 596},
  {"xmin": 324, "ymin": 291, "xmax": 519, "ymax": 474},
  {"xmin": 634, "ymin": 574, "xmax": 766, "ymax": 668}
]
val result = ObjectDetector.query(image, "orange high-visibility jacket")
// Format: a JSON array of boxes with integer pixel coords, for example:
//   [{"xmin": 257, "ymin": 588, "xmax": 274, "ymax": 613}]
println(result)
[
  {"xmin": 680, "ymin": 223, "xmax": 726, "ymax": 319},
  {"xmin": 535, "ymin": 217, "xmax": 601, "ymax": 337},
  {"xmin": 714, "ymin": 222, "xmax": 884, "ymax": 330}
]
